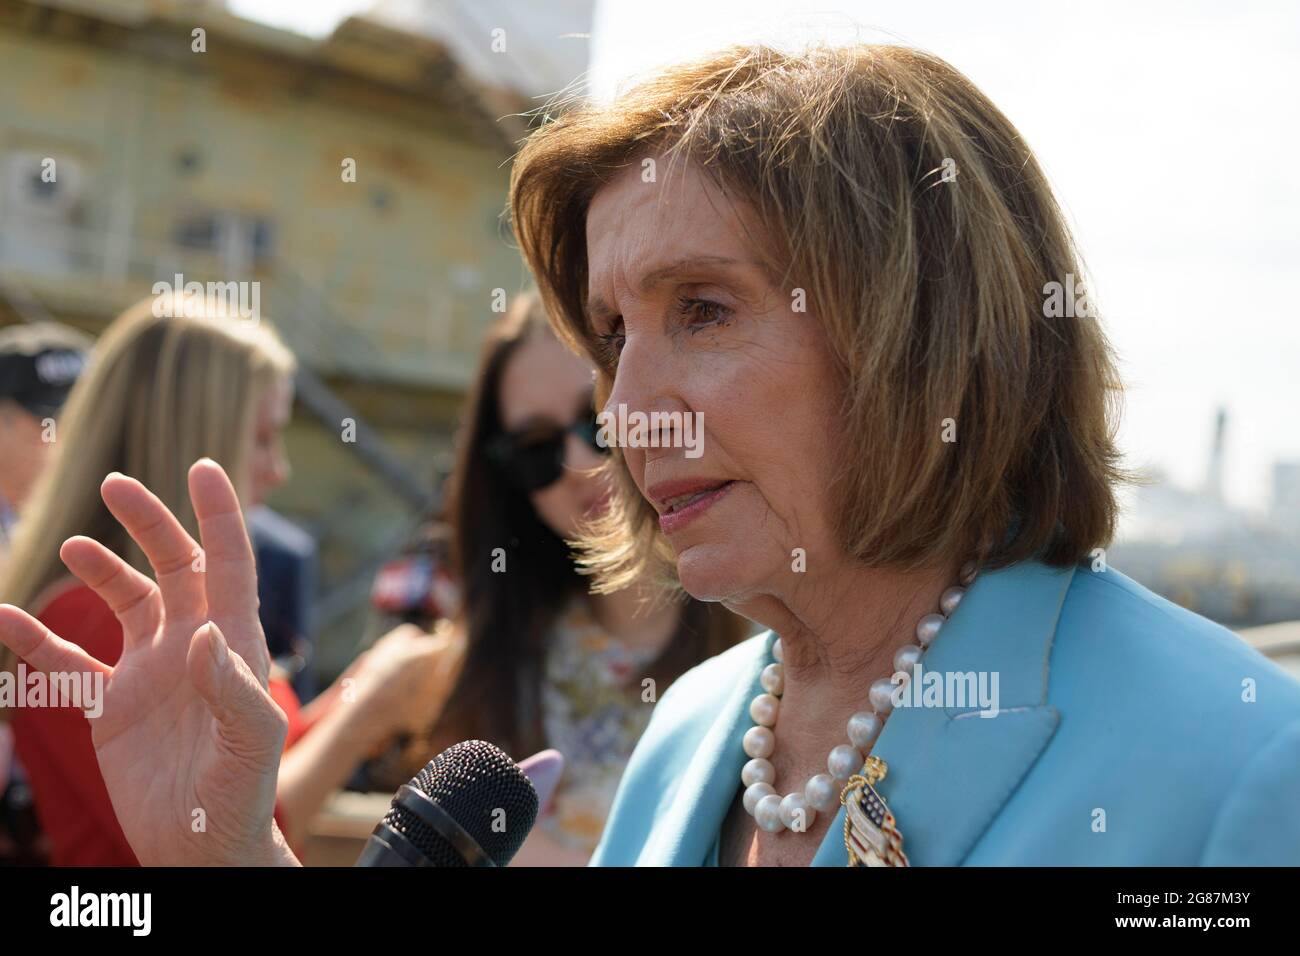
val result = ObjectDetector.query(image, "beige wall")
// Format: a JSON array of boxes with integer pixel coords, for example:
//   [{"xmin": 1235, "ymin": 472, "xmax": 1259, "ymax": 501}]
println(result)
[
  {"xmin": 0, "ymin": 21, "xmax": 521, "ymax": 390},
  {"xmin": 0, "ymin": 10, "xmax": 522, "ymax": 678}
]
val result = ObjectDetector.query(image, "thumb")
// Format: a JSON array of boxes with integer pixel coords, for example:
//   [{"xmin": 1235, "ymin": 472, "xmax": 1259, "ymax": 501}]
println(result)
[{"xmin": 187, "ymin": 621, "xmax": 287, "ymax": 760}]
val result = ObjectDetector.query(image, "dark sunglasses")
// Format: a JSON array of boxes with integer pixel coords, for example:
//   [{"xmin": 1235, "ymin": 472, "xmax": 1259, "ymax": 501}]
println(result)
[{"xmin": 486, "ymin": 409, "xmax": 610, "ymax": 493}]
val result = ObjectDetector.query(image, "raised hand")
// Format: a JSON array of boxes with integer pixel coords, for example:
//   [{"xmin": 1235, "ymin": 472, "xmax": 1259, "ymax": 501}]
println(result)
[{"xmin": 0, "ymin": 459, "xmax": 299, "ymax": 866}]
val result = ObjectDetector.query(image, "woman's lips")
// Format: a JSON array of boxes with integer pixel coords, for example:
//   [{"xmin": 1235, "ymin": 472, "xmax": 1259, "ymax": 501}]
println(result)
[{"xmin": 656, "ymin": 480, "xmax": 735, "ymax": 534}]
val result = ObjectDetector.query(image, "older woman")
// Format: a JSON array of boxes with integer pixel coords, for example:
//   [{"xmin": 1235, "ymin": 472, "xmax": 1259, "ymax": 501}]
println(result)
[
  {"xmin": 0, "ymin": 43, "xmax": 1297, "ymax": 868},
  {"xmin": 507, "ymin": 44, "xmax": 1300, "ymax": 867}
]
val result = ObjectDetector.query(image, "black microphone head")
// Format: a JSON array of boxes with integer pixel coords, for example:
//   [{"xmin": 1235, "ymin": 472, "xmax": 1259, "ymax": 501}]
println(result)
[{"xmin": 380, "ymin": 740, "xmax": 539, "ymax": 866}]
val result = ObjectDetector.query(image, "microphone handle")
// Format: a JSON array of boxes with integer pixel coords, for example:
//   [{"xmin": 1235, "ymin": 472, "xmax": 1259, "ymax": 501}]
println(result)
[{"xmin": 354, "ymin": 823, "xmax": 433, "ymax": 867}]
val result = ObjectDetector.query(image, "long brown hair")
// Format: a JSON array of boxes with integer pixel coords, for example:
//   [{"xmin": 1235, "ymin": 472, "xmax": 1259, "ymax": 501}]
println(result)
[{"xmin": 436, "ymin": 293, "xmax": 747, "ymax": 756}]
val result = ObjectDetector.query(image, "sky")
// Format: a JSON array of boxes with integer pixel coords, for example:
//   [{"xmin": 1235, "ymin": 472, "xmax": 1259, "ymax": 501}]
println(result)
[
  {"xmin": 227, "ymin": 0, "xmax": 367, "ymax": 37},
  {"xmin": 230, "ymin": 0, "xmax": 1300, "ymax": 514}
]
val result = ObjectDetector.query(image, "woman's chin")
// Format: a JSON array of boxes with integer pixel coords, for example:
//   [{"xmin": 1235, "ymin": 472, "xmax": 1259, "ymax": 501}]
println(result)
[{"xmin": 673, "ymin": 543, "xmax": 764, "ymax": 604}]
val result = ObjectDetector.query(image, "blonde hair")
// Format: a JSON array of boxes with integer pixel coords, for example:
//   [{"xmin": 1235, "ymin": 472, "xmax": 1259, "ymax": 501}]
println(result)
[
  {"xmin": 0, "ymin": 295, "xmax": 295, "ymax": 680},
  {"xmin": 510, "ymin": 43, "xmax": 1127, "ymax": 592}
]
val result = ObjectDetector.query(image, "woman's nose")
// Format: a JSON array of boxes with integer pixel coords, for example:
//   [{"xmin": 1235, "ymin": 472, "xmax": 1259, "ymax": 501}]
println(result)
[
  {"xmin": 603, "ymin": 333, "xmax": 658, "ymax": 423},
  {"xmin": 269, "ymin": 450, "xmax": 291, "ymax": 489}
]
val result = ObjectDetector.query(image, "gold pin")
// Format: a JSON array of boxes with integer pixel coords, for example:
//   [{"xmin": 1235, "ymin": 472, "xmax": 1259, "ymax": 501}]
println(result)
[{"xmin": 841, "ymin": 756, "xmax": 910, "ymax": 867}]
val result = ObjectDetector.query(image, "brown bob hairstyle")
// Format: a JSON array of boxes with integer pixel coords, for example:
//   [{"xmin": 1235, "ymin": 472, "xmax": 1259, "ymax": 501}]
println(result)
[{"xmin": 509, "ymin": 43, "xmax": 1126, "ymax": 592}]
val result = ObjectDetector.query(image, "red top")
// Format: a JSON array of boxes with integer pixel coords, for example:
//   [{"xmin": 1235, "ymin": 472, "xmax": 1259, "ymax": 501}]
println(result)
[{"xmin": 12, "ymin": 582, "xmax": 305, "ymax": 866}]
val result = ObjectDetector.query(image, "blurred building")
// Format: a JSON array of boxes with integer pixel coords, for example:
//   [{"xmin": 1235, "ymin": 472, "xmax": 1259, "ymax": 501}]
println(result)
[
  {"xmin": 1272, "ymin": 461, "xmax": 1300, "ymax": 533},
  {"xmin": 1110, "ymin": 410, "xmax": 1300, "ymax": 628},
  {"xmin": 0, "ymin": 0, "xmax": 566, "ymax": 675}
]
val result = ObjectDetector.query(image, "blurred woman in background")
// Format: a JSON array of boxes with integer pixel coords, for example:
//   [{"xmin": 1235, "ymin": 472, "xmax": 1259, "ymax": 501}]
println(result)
[
  {"xmin": 0, "ymin": 293, "xmax": 447, "ymax": 862},
  {"xmin": 393, "ymin": 292, "xmax": 750, "ymax": 865},
  {"xmin": 0, "ymin": 294, "xmax": 298, "ymax": 864}
]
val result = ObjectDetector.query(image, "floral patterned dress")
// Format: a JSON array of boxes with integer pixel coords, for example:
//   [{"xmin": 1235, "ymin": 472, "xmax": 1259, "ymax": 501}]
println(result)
[{"xmin": 537, "ymin": 598, "xmax": 660, "ymax": 855}]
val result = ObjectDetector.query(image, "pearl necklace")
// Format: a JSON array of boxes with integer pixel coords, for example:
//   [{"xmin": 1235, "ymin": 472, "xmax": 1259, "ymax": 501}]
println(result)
[{"xmin": 740, "ymin": 564, "xmax": 977, "ymax": 834}]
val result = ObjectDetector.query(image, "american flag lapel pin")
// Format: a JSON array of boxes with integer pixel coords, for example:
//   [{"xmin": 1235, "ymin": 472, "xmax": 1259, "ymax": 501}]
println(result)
[{"xmin": 842, "ymin": 755, "xmax": 910, "ymax": 867}]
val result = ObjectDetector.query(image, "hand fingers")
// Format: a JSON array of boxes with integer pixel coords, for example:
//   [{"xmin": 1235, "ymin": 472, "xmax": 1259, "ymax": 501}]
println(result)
[
  {"xmin": 0, "ymin": 604, "xmax": 112, "ymax": 680},
  {"xmin": 188, "ymin": 460, "xmax": 265, "ymax": 677},
  {"xmin": 100, "ymin": 473, "xmax": 206, "ymax": 621},
  {"xmin": 185, "ymin": 622, "xmax": 287, "ymax": 764},
  {"xmin": 60, "ymin": 537, "xmax": 162, "ymax": 648},
  {"xmin": 432, "ymin": 625, "xmax": 467, "ymax": 666}
]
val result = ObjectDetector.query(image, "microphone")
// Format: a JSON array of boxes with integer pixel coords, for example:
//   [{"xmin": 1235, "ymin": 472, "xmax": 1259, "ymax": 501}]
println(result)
[{"xmin": 355, "ymin": 739, "xmax": 539, "ymax": 867}]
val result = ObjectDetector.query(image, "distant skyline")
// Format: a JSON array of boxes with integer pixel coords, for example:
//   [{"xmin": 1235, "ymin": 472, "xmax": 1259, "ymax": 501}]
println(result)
[{"xmin": 230, "ymin": 0, "xmax": 1300, "ymax": 513}]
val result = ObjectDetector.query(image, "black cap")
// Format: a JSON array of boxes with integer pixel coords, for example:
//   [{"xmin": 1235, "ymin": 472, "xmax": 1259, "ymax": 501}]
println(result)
[{"xmin": 0, "ymin": 322, "xmax": 92, "ymax": 418}]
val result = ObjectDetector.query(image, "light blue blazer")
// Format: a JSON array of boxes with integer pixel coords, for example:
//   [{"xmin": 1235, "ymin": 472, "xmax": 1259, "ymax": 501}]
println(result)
[{"xmin": 590, "ymin": 561, "xmax": 1300, "ymax": 865}]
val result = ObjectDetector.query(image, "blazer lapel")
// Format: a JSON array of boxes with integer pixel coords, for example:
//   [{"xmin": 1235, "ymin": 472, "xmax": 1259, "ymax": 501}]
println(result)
[
  {"xmin": 647, "ymin": 632, "xmax": 775, "ymax": 865},
  {"xmin": 811, "ymin": 561, "xmax": 1075, "ymax": 866}
]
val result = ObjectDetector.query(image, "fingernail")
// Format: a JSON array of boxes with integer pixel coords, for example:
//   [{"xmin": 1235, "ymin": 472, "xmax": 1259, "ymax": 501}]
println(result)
[{"xmin": 207, "ymin": 622, "xmax": 228, "ymax": 667}]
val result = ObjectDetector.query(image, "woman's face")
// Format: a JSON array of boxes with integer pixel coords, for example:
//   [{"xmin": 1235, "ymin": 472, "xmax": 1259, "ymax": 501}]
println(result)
[
  {"xmin": 497, "ymin": 331, "xmax": 609, "ymax": 541},
  {"xmin": 247, "ymin": 375, "xmax": 293, "ymax": 507},
  {"xmin": 0, "ymin": 401, "xmax": 55, "ymax": 510},
  {"xmin": 585, "ymin": 156, "xmax": 844, "ymax": 610}
]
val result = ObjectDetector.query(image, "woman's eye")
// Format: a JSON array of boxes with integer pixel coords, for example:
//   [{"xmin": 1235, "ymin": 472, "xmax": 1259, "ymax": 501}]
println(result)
[
  {"xmin": 678, "ymin": 296, "xmax": 732, "ymax": 329},
  {"xmin": 595, "ymin": 318, "xmax": 625, "ymax": 366}
]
